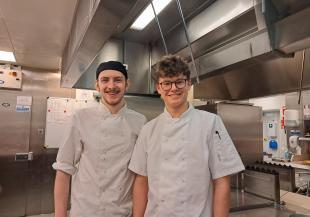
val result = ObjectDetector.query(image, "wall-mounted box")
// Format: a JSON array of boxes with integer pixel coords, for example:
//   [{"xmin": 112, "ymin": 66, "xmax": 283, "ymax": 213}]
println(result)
[{"xmin": 0, "ymin": 64, "xmax": 22, "ymax": 90}]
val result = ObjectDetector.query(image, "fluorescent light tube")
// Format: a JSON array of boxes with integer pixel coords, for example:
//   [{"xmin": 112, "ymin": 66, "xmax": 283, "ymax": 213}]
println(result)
[
  {"xmin": 0, "ymin": 51, "xmax": 16, "ymax": 62},
  {"xmin": 131, "ymin": 0, "xmax": 172, "ymax": 30}
]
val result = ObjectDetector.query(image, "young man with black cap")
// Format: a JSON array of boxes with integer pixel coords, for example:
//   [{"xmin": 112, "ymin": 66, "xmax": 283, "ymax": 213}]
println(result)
[
  {"xmin": 53, "ymin": 61, "xmax": 147, "ymax": 217},
  {"xmin": 129, "ymin": 55, "xmax": 244, "ymax": 217}
]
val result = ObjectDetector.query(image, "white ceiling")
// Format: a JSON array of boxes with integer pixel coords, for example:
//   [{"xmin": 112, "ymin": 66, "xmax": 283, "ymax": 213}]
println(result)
[{"xmin": 0, "ymin": 0, "xmax": 77, "ymax": 70}]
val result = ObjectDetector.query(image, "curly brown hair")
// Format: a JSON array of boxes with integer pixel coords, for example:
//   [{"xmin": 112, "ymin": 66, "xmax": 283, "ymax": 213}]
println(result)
[{"xmin": 154, "ymin": 55, "xmax": 190, "ymax": 82}]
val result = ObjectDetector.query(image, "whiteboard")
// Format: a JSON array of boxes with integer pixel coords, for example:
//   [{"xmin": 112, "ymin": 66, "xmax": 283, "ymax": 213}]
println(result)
[{"xmin": 44, "ymin": 97, "xmax": 98, "ymax": 148}]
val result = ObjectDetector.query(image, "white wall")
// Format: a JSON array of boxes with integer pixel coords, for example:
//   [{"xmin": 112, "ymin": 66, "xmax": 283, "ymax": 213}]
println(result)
[
  {"xmin": 250, "ymin": 95, "xmax": 287, "ymax": 159},
  {"xmin": 249, "ymin": 95, "xmax": 286, "ymax": 111}
]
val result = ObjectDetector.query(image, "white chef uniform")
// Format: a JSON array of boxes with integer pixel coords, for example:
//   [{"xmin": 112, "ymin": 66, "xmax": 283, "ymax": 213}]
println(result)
[
  {"xmin": 53, "ymin": 102, "xmax": 146, "ymax": 217},
  {"xmin": 129, "ymin": 104, "xmax": 244, "ymax": 217}
]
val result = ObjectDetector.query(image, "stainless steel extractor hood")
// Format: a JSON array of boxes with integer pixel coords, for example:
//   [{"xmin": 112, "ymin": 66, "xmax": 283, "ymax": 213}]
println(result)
[
  {"xmin": 60, "ymin": 0, "xmax": 150, "ymax": 88},
  {"xmin": 149, "ymin": 0, "xmax": 310, "ymax": 100},
  {"xmin": 62, "ymin": 0, "xmax": 216, "ymax": 94},
  {"xmin": 188, "ymin": 0, "xmax": 310, "ymax": 100},
  {"xmin": 61, "ymin": 0, "xmax": 310, "ymax": 99}
]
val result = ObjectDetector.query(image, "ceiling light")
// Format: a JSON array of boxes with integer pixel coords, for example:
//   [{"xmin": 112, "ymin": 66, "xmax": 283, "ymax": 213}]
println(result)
[
  {"xmin": 131, "ymin": 0, "xmax": 172, "ymax": 30},
  {"xmin": 0, "ymin": 51, "xmax": 16, "ymax": 62}
]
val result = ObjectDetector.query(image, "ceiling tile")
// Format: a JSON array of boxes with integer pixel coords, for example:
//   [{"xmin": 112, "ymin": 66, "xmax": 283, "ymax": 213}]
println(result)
[
  {"xmin": 15, "ymin": 52, "xmax": 61, "ymax": 70},
  {"xmin": 0, "ymin": 0, "xmax": 77, "ymax": 69},
  {"xmin": 0, "ymin": 37, "xmax": 13, "ymax": 51}
]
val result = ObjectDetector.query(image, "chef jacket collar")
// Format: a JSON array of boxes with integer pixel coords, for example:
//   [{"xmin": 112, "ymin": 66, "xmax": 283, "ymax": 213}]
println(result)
[
  {"xmin": 163, "ymin": 103, "xmax": 194, "ymax": 120},
  {"xmin": 97, "ymin": 100, "xmax": 127, "ymax": 117}
]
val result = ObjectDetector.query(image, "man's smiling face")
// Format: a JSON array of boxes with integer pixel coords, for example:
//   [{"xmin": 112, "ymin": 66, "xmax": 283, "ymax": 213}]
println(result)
[{"xmin": 96, "ymin": 70, "xmax": 127, "ymax": 106}]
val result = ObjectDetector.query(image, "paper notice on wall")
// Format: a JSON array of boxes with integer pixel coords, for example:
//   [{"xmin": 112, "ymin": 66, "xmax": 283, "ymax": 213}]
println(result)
[
  {"xmin": 304, "ymin": 104, "xmax": 310, "ymax": 120},
  {"xmin": 46, "ymin": 98, "xmax": 72, "ymax": 124},
  {"xmin": 17, "ymin": 96, "xmax": 32, "ymax": 106},
  {"xmin": 16, "ymin": 96, "xmax": 32, "ymax": 112}
]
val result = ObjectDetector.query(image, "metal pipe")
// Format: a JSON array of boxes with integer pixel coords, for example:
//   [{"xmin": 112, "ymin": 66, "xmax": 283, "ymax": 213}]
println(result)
[
  {"xmin": 150, "ymin": 1, "xmax": 168, "ymax": 55},
  {"xmin": 175, "ymin": 0, "xmax": 200, "ymax": 84},
  {"xmin": 298, "ymin": 50, "xmax": 306, "ymax": 104},
  {"xmin": 262, "ymin": 0, "xmax": 266, "ymax": 13},
  {"xmin": 148, "ymin": 43, "xmax": 153, "ymax": 93}
]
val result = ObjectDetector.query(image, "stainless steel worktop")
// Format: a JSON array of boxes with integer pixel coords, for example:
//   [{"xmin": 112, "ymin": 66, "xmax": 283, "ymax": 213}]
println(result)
[
  {"xmin": 230, "ymin": 189, "xmax": 274, "ymax": 211},
  {"xmin": 230, "ymin": 189, "xmax": 310, "ymax": 217},
  {"xmin": 230, "ymin": 190, "xmax": 294, "ymax": 217},
  {"xmin": 230, "ymin": 206, "xmax": 295, "ymax": 217}
]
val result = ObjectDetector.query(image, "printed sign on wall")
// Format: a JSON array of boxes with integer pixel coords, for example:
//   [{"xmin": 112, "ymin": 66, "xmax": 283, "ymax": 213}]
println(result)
[{"xmin": 0, "ymin": 64, "xmax": 22, "ymax": 90}]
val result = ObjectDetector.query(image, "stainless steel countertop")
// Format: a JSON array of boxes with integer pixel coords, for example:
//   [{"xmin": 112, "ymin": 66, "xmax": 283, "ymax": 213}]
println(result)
[
  {"xmin": 230, "ymin": 189, "xmax": 274, "ymax": 211},
  {"xmin": 230, "ymin": 206, "xmax": 295, "ymax": 217},
  {"xmin": 230, "ymin": 189, "xmax": 310, "ymax": 217}
]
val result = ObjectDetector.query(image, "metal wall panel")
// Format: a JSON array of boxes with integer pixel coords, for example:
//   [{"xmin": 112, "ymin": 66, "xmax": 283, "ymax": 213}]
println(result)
[
  {"xmin": 125, "ymin": 96, "xmax": 164, "ymax": 120},
  {"xmin": 25, "ymin": 71, "xmax": 74, "ymax": 215},
  {"xmin": 0, "ymin": 157, "xmax": 28, "ymax": 217},
  {"xmin": 124, "ymin": 41, "xmax": 150, "ymax": 94},
  {"xmin": 0, "ymin": 92, "xmax": 31, "ymax": 217},
  {"xmin": 217, "ymin": 103, "xmax": 263, "ymax": 165},
  {"xmin": 196, "ymin": 103, "xmax": 263, "ymax": 165},
  {"xmin": 74, "ymin": 39, "xmax": 124, "ymax": 90},
  {"xmin": 0, "ymin": 69, "xmax": 75, "ymax": 217},
  {"xmin": 74, "ymin": 39, "xmax": 154, "ymax": 94}
]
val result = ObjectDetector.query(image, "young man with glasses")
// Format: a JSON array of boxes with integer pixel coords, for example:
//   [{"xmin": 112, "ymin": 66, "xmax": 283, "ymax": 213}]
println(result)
[
  {"xmin": 53, "ymin": 61, "xmax": 147, "ymax": 217},
  {"xmin": 129, "ymin": 55, "xmax": 244, "ymax": 217}
]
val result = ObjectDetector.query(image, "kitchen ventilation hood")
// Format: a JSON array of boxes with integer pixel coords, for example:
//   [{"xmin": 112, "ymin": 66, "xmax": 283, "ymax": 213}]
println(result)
[
  {"xmin": 152, "ymin": 0, "xmax": 310, "ymax": 100},
  {"xmin": 184, "ymin": 0, "xmax": 310, "ymax": 100},
  {"xmin": 61, "ymin": 0, "xmax": 310, "ymax": 99},
  {"xmin": 62, "ymin": 0, "xmax": 215, "ymax": 94},
  {"xmin": 60, "ymin": 0, "xmax": 150, "ymax": 88}
]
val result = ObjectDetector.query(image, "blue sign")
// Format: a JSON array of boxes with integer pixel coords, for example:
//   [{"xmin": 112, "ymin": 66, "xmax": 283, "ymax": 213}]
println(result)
[{"xmin": 16, "ymin": 105, "xmax": 31, "ymax": 112}]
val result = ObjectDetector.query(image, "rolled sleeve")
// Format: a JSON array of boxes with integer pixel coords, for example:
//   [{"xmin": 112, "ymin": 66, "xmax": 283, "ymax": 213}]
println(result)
[
  {"xmin": 52, "ymin": 161, "xmax": 77, "ymax": 175},
  {"xmin": 53, "ymin": 114, "xmax": 82, "ymax": 175},
  {"xmin": 129, "ymin": 127, "xmax": 148, "ymax": 176},
  {"xmin": 208, "ymin": 115, "xmax": 245, "ymax": 180}
]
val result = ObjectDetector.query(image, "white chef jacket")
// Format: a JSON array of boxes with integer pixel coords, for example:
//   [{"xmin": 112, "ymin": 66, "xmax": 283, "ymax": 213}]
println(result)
[
  {"xmin": 129, "ymin": 104, "xmax": 244, "ymax": 217},
  {"xmin": 53, "ymin": 102, "xmax": 146, "ymax": 217}
]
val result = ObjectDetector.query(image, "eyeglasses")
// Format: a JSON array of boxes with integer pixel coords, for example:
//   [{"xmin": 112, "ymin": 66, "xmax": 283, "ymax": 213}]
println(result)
[{"xmin": 159, "ymin": 79, "xmax": 187, "ymax": 91}]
